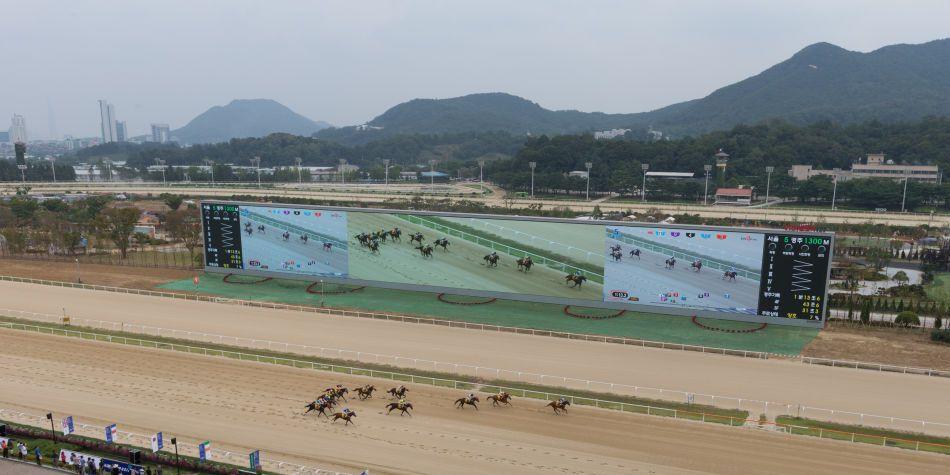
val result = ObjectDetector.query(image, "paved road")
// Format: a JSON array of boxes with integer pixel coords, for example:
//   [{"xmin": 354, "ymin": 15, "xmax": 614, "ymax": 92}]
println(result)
[
  {"xmin": 1, "ymin": 281, "xmax": 949, "ymax": 436},
  {"xmin": 4, "ymin": 182, "xmax": 945, "ymax": 226}
]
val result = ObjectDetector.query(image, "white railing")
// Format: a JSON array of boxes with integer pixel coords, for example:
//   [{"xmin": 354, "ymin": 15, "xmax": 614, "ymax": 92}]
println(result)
[
  {"xmin": 3, "ymin": 310, "xmax": 949, "ymax": 437},
  {"xmin": 0, "ymin": 407, "xmax": 350, "ymax": 474}
]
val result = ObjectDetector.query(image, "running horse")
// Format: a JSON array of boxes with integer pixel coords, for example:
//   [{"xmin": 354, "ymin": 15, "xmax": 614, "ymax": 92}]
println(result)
[
  {"xmin": 487, "ymin": 392, "xmax": 513, "ymax": 407},
  {"xmin": 664, "ymin": 257, "xmax": 676, "ymax": 270},
  {"xmin": 385, "ymin": 401, "xmax": 414, "ymax": 416},
  {"xmin": 546, "ymin": 399, "xmax": 571, "ymax": 415},
  {"xmin": 282, "ymin": 231, "xmax": 291, "ymax": 241},
  {"xmin": 416, "ymin": 245, "xmax": 433, "ymax": 258},
  {"xmin": 516, "ymin": 256, "xmax": 533, "ymax": 272},
  {"xmin": 434, "ymin": 238, "xmax": 450, "ymax": 251},
  {"xmin": 629, "ymin": 249, "xmax": 641, "ymax": 260},
  {"xmin": 323, "ymin": 242, "xmax": 333, "ymax": 252},
  {"xmin": 722, "ymin": 270, "xmax": 738, "ymax": 282},
  {"xmin": 690, "ymin": 259, "xmax": 702, "ymax": 272},
  {"xmin": 455, "ymin": 395, "xmax": 480, "ymax": 410},
  {"xmin": 565, "ymin": 274, "xmax": 587, "ymax": 288},
  {"xmin": 330, "ymin": 410, "xmax": 357, "ymax": 425},
  {"xmin": 355, "ymin": 385, "xmax": 377, "ymax": 400},
  {"xmin": 389, "ymin": 227, "xmax": 402, "ymax": 242},
  {"xmin": 610, "ymin": 250, "xmax": 623, "ymax": 262},
  {"xmin": 299, "ymin": 234, "xmax": 309, "ymax": 244},
  {"xmin": 483, "ymin": 253, "xmax": 500, "ymax": 268},
  {"xmin": 387, "ymin": 386, "xmax": 409, "ymax": 399},
  {"xmin": 303, "ymin": 400, "xmax": 332, "ymax": 418},
  {"xmin": 409, "ymin": 232, "xmax": 425, "ymax": 245}
]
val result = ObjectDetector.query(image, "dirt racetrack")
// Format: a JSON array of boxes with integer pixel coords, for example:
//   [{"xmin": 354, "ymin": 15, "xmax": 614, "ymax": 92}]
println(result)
[
  {"xmin": 0, "ymin": 329, "xmax": 946, "ymax": 475},
  {"xmin": 1, "ymin": 281, "xmax": 949, "ymax": 436}
]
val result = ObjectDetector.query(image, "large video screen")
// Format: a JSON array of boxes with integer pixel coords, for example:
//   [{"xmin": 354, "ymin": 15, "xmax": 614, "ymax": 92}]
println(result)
[{"xmin": 202, "ymin": 202, "xmax": 833, "ymax": 325}]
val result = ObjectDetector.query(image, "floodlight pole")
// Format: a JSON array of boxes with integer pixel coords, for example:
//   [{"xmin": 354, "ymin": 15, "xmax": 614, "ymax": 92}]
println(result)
[
  {"xmin": 46, "ymin": 412, "xmax": 54, "ymax": 443},
  {"xmin": 339, "ymin": 159, "xmax": 347, "ymax": 185},
  {"xmin": 478, "ymin": 159, "xmax": 485, "ymax": 194},
  {"xmin": 641, "ymin": 163, "xmax": 649, "ymax": 202},
  {"xmin": 703, "ymin": 164, "xmax": 712, "ymax": 205},
  {"xmin": 155, "ymin": 158, "xmax": 166, "ymax": 186},
  {"xmin": 428, "ymin": 159, "xmax": 437, "ymax": 192},
  {"xmin": 901, "ymin": 174, "xmax": 909, "ymax": 213},
  {"xmin": 50, "ymin": 157, "xmax": 57, "ymax": 182},
  {"xmin": 171, "ymin": 437, "xmax": 180, "ymax": 475},
  {"xmin": 764, "ymin": 166, "xmax": 774, "ymax": 221},
  {"xmin": 831, "ymin": 168, "xmax": 840, "ymax": 210},
  {"xmin": 585, "ymin": 162, "xmax": 592, "ymax": 201},
  {"xmin": 528, "ymin": 161, "xmax": 536, "ymax": 198},
  {"xmin": 295, "ymin": 157, "xmax": 303, "ymax": 183},
  {"xmin": 383, "ymin": 159, "xmax": 390, "ymax": 188},
  {"xmin": 204, "ymin": 159, "xmax": 214, "ymax": 185},
  {"xmin": 251, "ymin": 156, "xmax": 262, "ymax": 188}
]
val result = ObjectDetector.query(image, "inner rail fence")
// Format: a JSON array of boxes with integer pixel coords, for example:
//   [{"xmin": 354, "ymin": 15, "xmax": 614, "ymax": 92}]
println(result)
[
  {"xmin": 2, "ymin": 307, "xmax": 949, "ymax": 437},
  {"xmin": 1, "ymin": 273, "xmax": 948, "ymax": 381},
  {"xmin": 2, "ymin": 322, "xmax": 949, "ymax": 456},
  {"xmin": 0, "ymin": 408, "xmax": 349, "ymax": 475}
]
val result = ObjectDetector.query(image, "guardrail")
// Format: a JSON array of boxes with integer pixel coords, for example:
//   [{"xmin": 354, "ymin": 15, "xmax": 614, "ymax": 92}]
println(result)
[
  {"xmin": 800, "ymin": 356, "xmax": 950, "ymax": 377},
  {"xmin": 397, "ymin": 214, "xmax": 604, "ymax": 282},
  {"xmin": 4, "ymin": 322, "xmax": 950, "ymax": 455},
  {"xmin": 3, "ymin": 306, "xmax": 949, "ymax": 437},
  {"xmin": 0, "ymin": 408, "xmax": 349, "ymax": 474}
]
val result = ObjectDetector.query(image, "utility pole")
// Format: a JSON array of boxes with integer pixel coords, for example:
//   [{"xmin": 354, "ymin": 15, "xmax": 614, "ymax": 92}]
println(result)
[
  {"xmin": 703, "ymin": 164, "xmax": 712, "ymax": 205},
  {"xmin": 528, "ymin": 161, "xmax": 537, "ymax": 198},
  {"xmin": 478, "ymin": 159, "xmax": 485, "ymax": 194},
  {"xmin": 204, "ymin": 159, "xmax": 214, "ymax": 185},
  {"xmin": 251, "ymin": 156, "xmax": 262, "ymax": 188},
  {"xmin": 50, "ymin": 157, "xmax": 57, "ymax": 182},
  {"xmin": 295, "ymin": 157, "xmax": 303, "ymax": 183},
  {"xmin": 585, "ymin": 161, "xmax": 593, "ymax": 201},
  {"xmin": 831, "ymin": 168, "xmax": 840, "ymax": 210},
  {"xmin": 339, "ymin": 159, "xmax": 347, "ymax": 185},
  {"xmin": 104, "ymin": 159, "xmax": 112, "ymax": 181},
  {"xmin": 383, "ymin": 159, "xmax": 390, "ymax": 188},
  {"xmin": 764, "ymin": 166, "xmax": 774, "ymax": 221},
  {"xmin": 641, "ymin": 163, "xmax": 649, "ymax": 202}
]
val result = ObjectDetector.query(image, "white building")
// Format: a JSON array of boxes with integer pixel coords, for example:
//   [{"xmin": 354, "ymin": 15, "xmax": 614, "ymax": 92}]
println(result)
[
  {"xmin": 151, "ymin": 123, "xmax": 170, "ymax": 143},
  {"xmin": 593, "ymin": 128, "xmax": 630, "ymax": 140},
  {"xmin": 99, "ymin": 100, "xmax": 117, "ymax": 143},
  {"xmin": 9, "ymin": 114, "xmax": 27, "ymax": 143}
]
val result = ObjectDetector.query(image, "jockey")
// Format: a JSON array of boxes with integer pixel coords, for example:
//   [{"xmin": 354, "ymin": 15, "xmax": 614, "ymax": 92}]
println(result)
[
  {"xmin": 469, "ymin": 392, "xmax": 476, "ymax": 401},
  {"xmin": 558, "ymin": 396, "xmax": 568, "ymax": 405},
  {"xmin": 398, "ymin": 397, "xmax": 407, "ymax": 407},
  {"xmin": 343, "ymin": 407, "xmax": 351, "ymax": 415}
]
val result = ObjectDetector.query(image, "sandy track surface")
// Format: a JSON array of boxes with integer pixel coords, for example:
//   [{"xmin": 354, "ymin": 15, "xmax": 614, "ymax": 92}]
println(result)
[
  {"xmin": 1, "ymin": 281, "xmax": 949, "ymax": 435},
  {"xmin": 0, "ymin": 329, "xmax": 945, "ymax": 475}
]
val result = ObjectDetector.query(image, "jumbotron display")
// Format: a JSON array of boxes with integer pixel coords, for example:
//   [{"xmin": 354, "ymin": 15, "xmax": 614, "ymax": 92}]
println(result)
[{"xmin": 201, "ymin": 202, "xmax": 833, "ymax": 325}]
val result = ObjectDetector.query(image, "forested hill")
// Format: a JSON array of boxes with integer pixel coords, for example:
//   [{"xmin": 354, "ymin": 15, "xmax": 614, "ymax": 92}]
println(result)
[
  {"xmin": 171, "ymin": 99, "xmax": 331, "ymax": 145},
  {"xmin": 317, "ymin": 39, "xmax": 950, "ymax": 141}
]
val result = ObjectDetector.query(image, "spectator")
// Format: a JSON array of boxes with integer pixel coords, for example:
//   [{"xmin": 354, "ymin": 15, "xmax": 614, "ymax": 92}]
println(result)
[
  {"xmin": 86, "ymin": 457, "xmax": 96, "ymax": 475},
  {"xmin": 19, "ymin": 442, "xmax": 27, "ymax": 460},
  {"xmin": 1, "ymin": 439, "xmax": 8, "ymax": 458},
  {"xmin": 34, "ymin": 445, "xmax": 42, "ymax": 466},
  {"xmin": 156, "ymin": 466, "xmax": 163, "ymax": 475},
  {"xmin": 111, "ymin": 463, "xmax": 119, "ymax": 475}
]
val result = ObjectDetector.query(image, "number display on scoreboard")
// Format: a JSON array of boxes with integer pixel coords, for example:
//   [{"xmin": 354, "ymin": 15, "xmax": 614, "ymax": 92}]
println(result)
[
  {"xmin": 757, "ymin": 233, "xmax": 832, "ymax": 320},
  {"xmin": 202, "ymin": 203, "xmax": 243, "ymax": 269}
]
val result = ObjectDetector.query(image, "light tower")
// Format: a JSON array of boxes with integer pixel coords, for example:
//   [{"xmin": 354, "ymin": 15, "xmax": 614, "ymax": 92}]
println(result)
[
  {"xmin": 584, "ymin": 161, "xmax": 593, "ymax": 201},
  {"xmin": 641, "ymin": 163, "xmax": 650, "ymax": 202},
  {"xmin": 715, "ymin": 149, "xmax": 729, "ymax": 186},
  {"xmin": 528, "ymin": 161, "xmax": 537, "ymax": 198},
  {"xmin": 294, "ymin": 157, "xmax": 303, "ymax": 183},
  {"xmin": 703, "ymin": 164, "xmax": 712, "ymax": 205},
  {"xmin": 383, "ymin": 159, "xmax": 391, "ymax": 188},
  {"xmin": 203, "ymin": 159, "xmax": 214, "ymax": 185}
]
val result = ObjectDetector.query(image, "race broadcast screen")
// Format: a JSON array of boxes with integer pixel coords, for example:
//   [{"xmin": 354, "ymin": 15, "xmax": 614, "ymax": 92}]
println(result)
[{"xmin": 202, "ymin": 202, "xmax": 833, "ymax": 325}]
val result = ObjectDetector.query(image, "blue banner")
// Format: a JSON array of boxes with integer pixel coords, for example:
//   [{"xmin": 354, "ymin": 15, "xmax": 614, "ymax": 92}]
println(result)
[
  {"xmin": 105, "ymin": 424, "xmax": 117, "ymax": 443},
  {"xmin": 249, "ymin": 450, "xmax": 260, "ymax": 470},
  {"xmin": 61, "ymin": 416, "xmax": 74, "ymax": 436},
  {"xmin": 100, "ymin": 458, "xmax": 144, "ymax": 475}
]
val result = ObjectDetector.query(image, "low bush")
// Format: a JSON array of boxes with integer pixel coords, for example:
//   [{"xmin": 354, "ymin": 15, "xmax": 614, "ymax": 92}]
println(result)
[
  {"xmin": 894, "ymin": 311, "xmax": 920, "ymax": 327},
  {"xmin": 931, "ymin": 329, "xmax": 950, "ymax": 344}
]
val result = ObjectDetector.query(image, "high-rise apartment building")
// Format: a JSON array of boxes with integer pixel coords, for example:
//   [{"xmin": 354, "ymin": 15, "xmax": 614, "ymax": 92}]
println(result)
[
  {"xmin": 116, "ymin": 121, "xmax": 128, "ymax": 142},
  {"xmin": 151, "ymin": 123, "xmax": 170, "ymax": 143},
  {"xmin": 9, "ymin": 114, "xmax": 27, "ymax": 143},
  {"xmin": 99, "ymin": 100, "xmax": 117, "ymax": 143}
]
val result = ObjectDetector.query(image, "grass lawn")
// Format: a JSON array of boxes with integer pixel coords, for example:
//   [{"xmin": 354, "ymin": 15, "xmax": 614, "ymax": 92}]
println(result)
[
  {"xmin": 925, "ymin": 273, "xmax": 950, "ymax": 305},
  {"xmin": 776, "ymin": 416, "xmax": 950, "ymax": 455}
]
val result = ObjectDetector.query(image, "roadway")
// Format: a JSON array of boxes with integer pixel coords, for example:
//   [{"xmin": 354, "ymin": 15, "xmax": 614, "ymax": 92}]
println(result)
[{"xmin": 3, "ymin": 181, "xmax": 946, "ymax": 226}]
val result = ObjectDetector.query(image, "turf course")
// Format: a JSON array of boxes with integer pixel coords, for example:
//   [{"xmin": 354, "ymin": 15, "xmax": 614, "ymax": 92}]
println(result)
[{"xmin": 160, "ymin": 273, "xmax": 819, "ymax": 355}]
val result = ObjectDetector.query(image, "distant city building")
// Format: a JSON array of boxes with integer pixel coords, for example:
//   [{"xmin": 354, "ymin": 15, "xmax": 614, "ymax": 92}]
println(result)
[
  {"xmin": 150, "ymin": 123, "xmax": 170, "ymax": 143},
  {"xmin": 9, "ymin": 114, "xmax": 27, "ymax": 143},
  {"xmin": 99, "ymin": 100, "xmax": 117, "ymax": 143},
  {"xmin": 0, "ymin": 131, "xmax": 9, "ymax": 143},
  {"xmin": 115, "ymin": 121, "xmax": 128, "ymax": 142},
  {"xmin": 593, "ymin": 128, "xmax": 630, "ymax": 140},
  {"xmin": 789, "ymin": 153, "xmax": 941, "ymax": 183}
]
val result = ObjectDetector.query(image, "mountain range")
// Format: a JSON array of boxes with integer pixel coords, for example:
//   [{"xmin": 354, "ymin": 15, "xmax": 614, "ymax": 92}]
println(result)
[
  {"xmin": 171, "ymin": 38, "xmax": 950, "ymax": 144},
  {"xmin": 316, "ymin": 38, "xmax": 950, "ymax": 142},
  {"xmin": 170, "ymin": 99, "xmax": 330, "ymax": 145}
]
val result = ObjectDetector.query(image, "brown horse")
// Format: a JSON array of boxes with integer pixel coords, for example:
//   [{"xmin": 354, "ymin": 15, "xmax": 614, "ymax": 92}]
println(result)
[
  {"xmin": 356, "ymin": 385, "xmax": 376, "ymax": 400},
  {"xmin": 546, "ymin": 399, "xmax": 571, "ymax": 415},
  {"xmin": 517, "ymin": 257, "xmax": 533, "ymax": 272},
  {"xmin": 303, "ymin": 400, "xmax": 332, "ymax": 418},
  {"xmin": 331, "ymin": 410, "xmax": 357, "ymax": 425},
  {"xmin": 487, "ymin": 392, "xmax": 513, "ymax": 407},
  {"xmin": 565, "ymin": 274, "xmax": 587, "ymax": 288},
  {"xmin": 455, "ymin": 395, "xmax": 479, "ymax": 410},
  {"xmin": 385, "ymin": 402, "xmax": 414, "ymax": 416},
  {"xmin": 387, "ymin": 386, "xmax": 409, "ymax": 399}
]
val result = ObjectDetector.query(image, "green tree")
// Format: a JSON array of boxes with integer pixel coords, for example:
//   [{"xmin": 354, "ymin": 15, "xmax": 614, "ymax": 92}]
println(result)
[
  {"xmin": 860, "ymin": 300, "xmax": 871, "ymax": 324},
  {"xmin": 165, "ymin": 209, "xmax": 203, "ymax": 268},
  {"xmin": 97, "ymin": 207, "xmax": 141, "ymax": 259},
  {"xmin": 161, "ymin": 193, "xmax": 184, "ymax": 211}
]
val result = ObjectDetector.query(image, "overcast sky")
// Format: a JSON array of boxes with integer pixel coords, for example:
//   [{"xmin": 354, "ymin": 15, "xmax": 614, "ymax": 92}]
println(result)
[{"xmin": 4, "ymin": 0, "xmax": 950, "ymax": 139}]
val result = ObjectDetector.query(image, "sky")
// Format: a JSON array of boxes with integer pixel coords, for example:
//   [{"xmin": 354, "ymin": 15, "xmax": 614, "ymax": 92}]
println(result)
[{"xmin": 4, "ymin": 0, "xmax": 950, "ymax": 139}]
